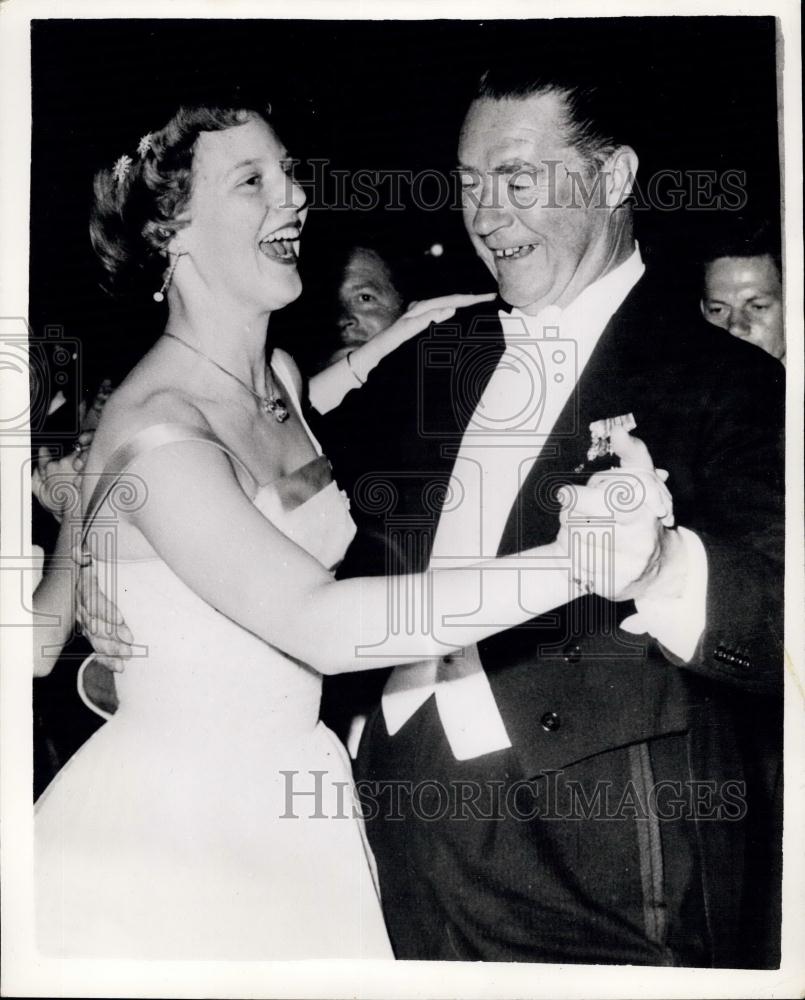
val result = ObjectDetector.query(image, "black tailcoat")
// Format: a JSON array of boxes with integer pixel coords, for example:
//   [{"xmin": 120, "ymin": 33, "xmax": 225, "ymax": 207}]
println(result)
[{"xmin": 321, "ymin": 269, "xmax": 784, "ymax": 965}]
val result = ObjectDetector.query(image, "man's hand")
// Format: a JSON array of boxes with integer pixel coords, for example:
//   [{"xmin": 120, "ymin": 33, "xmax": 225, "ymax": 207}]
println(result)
[
  {"xmin": 73, "ymin": 537, "xmax": 134, "ymax": 671},
  {"xmin": 32, "ymin": 380, "xmax": 114, "ymax": 522},
  {"xmin": 32, "ymin": 439, "xmax": 91, "ymax": 522},
  {"xmin": 79, "ymin": 377, "xmax": 114, "ymax": 431},
  {"xmin": 558, "ymin": 428, "xmax": 688, "ymax": 603}
]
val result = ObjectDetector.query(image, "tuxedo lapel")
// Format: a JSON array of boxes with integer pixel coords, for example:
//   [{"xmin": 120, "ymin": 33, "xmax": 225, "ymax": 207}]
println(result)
[
  {"xmin": 496, "ymin": 280, "xmax": 652, "ymax": 558},
  {"xmin": 423, "ymin": 304, "xmax": 508, "ymax": 541}
]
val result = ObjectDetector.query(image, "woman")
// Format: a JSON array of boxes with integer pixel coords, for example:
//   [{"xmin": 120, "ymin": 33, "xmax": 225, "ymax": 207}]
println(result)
[{"xmin": 33, "ymin": 102, "xmax": 586, "ymax": 960}]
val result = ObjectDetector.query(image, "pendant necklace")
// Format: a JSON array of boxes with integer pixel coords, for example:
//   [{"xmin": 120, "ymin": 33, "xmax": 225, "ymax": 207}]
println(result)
[{"xmin": 164, "ymin": 332, "xmax": 290, "ymax": 423}]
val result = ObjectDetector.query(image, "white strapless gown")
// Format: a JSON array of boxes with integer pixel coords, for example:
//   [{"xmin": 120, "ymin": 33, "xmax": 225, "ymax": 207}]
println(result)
[{"xmin": 35, "ymin": 465, "xmax": 393, "ymax": 960}]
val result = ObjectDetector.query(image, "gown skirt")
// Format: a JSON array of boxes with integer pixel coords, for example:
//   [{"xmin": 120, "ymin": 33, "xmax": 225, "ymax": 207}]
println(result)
[{"xmin": 34, "ymin": 410, "xmax": 393, "ymax": 960}]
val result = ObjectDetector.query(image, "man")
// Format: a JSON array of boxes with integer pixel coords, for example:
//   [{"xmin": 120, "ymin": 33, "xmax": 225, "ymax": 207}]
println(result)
[
  {"xmin": 77, "ymin": 66, "xmax": 784, "ymax": 967},
  {"xmin": 700, "ymin": 226, "xmax": 785, "ymax": 364},
  {"xmin": 331, "ymin": 246, "xmax": 406, "ymax": 363},
  {"xmin": 326, "ymin": 65, "xmax": 784, "ymax": 966},
  {"xmin": 697, "ymin": 221, "xmax": 786, "ymax": 965}
]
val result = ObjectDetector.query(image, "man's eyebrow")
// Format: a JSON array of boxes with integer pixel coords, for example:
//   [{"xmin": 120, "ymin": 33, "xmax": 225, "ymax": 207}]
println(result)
[
  {"xmin": 343, "ymin": 278, "xmax": 383, "ymax": 293},
  {"xmin": 455, "ymin": 159, "xmax": 545, "ymax": 175},
  {"xmin": 491, "ymin": 159, "xmax": 544, "ymax": 175}
]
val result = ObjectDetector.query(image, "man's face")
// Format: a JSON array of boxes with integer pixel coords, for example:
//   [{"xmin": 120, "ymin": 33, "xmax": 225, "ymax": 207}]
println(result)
[
  {"xmin": 457, "ymin": 92, "xmax": 613, "ymax": 314},
  {"xmin": 701, "ymin": 255, "xmax": 785, "ymax": 362},
  {"xmin": 337, "ymin": 248, "xmax": 405, "ymax": 347}
]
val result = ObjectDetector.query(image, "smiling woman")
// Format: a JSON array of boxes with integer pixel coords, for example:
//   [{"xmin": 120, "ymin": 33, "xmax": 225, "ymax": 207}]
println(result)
[
  {"xmin": 23, "ymin": 17, "xmax": 787, "ymax": 975},
  {"xmin": 33, "ymin": 101, "xmax": 396, "ymax": 961},
  {"xmin": 32, "ymin": 95, "xmax": 569, "ymax": 961},
  {"xmin": 91, "ymin": 106, "xmax": 307, "ymax": 314}
]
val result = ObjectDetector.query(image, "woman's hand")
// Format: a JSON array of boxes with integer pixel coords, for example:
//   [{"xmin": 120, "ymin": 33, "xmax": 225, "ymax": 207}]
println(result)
[
  {"xmin": 381, "ymin": 292, "xmax": 497, "ymax": 349},
  {"xmin": 309, "ymin": 293, "xmax": 496, "ymax": 414}
]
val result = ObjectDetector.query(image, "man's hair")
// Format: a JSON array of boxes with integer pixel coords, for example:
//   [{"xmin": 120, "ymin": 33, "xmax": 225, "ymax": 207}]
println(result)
[
  {"xmin": 475, "ymin": 62, "xmax": 628, "ymax": 170},
  {"xmin": 700, "ymin": 219, "xmax": 782, "ymax": 277}
]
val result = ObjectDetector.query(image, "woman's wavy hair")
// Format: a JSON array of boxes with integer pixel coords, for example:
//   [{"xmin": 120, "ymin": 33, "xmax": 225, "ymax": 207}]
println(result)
[{"xmin": 90, "ymin": 103, "xmax": 271, "ymax": 296}]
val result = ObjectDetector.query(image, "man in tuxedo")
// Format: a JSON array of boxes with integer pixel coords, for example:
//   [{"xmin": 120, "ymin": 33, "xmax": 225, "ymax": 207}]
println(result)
[
  {"xmin": 74, "ymin": 63, "xmax": 784, "ymax": 967},
  {"xmin": 327, "ymin": 65, "xmax": 784, "ymax": 966}
]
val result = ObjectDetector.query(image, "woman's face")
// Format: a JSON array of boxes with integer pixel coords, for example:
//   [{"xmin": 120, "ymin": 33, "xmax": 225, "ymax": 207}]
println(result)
[{"xmin": 176, "ymin": 115, "xmax": 308, "ymax": 314}]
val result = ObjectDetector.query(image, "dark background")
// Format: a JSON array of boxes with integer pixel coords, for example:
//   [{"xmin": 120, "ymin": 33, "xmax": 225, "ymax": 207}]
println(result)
[
  {"xmin": 30, "ymin": 17, "xmax": 781, "ymax": 389},
  {"xmin": 30, "ymin": 16, "xmax": 782, "ymax": 796}
]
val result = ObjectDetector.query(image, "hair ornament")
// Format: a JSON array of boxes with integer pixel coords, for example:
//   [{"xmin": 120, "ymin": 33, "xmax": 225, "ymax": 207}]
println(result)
[
  {"xmin": 137, "ymin": 133, "xmax": 153, "ymax": 158},
  {"xmin": 112, "ymin": 154, "xmax": 132, "ymax": 185}
]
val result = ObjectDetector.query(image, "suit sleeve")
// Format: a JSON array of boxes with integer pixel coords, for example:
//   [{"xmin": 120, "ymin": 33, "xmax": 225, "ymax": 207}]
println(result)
[{"xmin": 678, "ymin": 346, "xmax": 785, "ymax": 694}]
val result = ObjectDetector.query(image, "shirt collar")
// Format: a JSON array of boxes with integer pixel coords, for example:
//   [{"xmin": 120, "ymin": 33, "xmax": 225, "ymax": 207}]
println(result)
[{"xmin": 499, "ymin": 245, "xmax": 645, "ymax": 347}]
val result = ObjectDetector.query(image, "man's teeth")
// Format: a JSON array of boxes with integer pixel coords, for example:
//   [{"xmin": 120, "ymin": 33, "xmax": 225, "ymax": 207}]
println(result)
[{"xmin": 494, "ymin": 244, "xmax": 539, "ymax": 258}]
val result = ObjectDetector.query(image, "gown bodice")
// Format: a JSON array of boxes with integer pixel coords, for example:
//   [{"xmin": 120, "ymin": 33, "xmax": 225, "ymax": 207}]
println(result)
[
  {"xmin": 79, "ymin": 363, "xmax": 357, "ymax": 756},
  {"xmin": 97, "ymin": 477, "xmax": 355, "ymax": 750}
]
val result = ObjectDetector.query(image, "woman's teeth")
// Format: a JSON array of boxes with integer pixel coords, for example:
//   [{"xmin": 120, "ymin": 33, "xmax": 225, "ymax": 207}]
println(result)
[
  {"xmin": 259, "ymin": 227, "xmax": 301, "ymax": 262},
  {"xmin": 494, "ymin": 244, "xmax": 539, "ymax": 259}
]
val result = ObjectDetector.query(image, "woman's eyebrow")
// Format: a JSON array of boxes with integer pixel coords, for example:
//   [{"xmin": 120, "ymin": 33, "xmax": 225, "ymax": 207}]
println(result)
[{"xmin": 224, "ymin": 157, "xmax": 262, "ymax": 179}]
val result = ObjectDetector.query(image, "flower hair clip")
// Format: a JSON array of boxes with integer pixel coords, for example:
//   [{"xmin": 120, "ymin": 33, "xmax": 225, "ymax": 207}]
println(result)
[
  {"xmin": 137, "ymin": 133, "xmax": 153, "ymax": 158},
  {"xmin": 112, "ymin": 154, "xmax": 132, "ymax": 185}
]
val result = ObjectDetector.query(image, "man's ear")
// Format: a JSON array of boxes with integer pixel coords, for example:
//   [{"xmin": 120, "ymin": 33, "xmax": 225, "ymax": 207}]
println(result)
[
  {"xmin": 604, "ymin": 146, "xmax": 639, "ymax": 209},
  {"xmin": 699, "ymin": 298, "xmax": 708, "ymax": 321}
]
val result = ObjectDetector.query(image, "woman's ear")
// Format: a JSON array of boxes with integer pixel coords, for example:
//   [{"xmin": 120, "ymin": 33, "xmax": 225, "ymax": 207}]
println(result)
[
  {"xmin": 163, "ymin": 234, "xmax": 189, "ymax": 260},
  {"xmin": 160, "ymin": 211, "xmax": 191, "ymax": 256},
  {"xmin": 155, "ymin": 226, "xmax": 175, "ymax": 257}
]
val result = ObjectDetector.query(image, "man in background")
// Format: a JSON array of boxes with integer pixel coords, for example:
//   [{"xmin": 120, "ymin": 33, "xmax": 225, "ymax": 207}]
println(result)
[
  {"xmin": 700, "ymin": 221, "xmax": 785, "ymax": 364},
  {"xmin": 331, "ymin": 246, "xmax": 406, "ymax": 365}
]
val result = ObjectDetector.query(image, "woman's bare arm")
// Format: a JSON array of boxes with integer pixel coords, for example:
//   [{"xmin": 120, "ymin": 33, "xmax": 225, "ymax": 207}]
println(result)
[{"xmin": 98, "ymin": 437, "xmax": 570, "ymax": 675}]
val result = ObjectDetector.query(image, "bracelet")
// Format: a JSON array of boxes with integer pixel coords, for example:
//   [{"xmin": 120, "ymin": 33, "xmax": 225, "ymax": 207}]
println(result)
[{"xmin": 346, "ymin": 350, "xmax": 367, "ymax": 386}]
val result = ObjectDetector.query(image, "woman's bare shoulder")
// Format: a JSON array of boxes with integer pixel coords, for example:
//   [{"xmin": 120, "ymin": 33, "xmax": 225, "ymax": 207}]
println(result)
[{"xmin": 88, "ymin": 380, "xmax": 212, "ymax": 473}]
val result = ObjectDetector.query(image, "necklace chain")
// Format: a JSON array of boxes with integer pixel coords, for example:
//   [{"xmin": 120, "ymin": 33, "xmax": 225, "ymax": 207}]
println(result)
[{"xmin": 164, "ymin": 332, "xmax": 290, "ymax": 423}]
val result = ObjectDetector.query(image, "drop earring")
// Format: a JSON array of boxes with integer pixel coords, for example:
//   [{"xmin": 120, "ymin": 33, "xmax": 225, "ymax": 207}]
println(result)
[{"xmin": 153, "ymin": 252, "xmax": 182, "ymax": 303}]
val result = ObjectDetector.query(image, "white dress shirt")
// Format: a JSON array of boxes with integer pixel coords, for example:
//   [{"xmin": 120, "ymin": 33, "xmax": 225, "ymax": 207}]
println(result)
[{"xmin": 381, "ymin": 247, "xmax": 707, "ymax": 760}]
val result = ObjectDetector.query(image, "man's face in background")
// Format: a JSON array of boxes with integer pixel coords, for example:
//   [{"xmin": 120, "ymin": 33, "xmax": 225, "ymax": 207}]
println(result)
[
  {"xmin": 701, "ymin": 254, "xmax": 785, "ymax": 363},
  {"xmin": 337, "ymin": 248, "xmax": 405, "ymax": 348}
]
